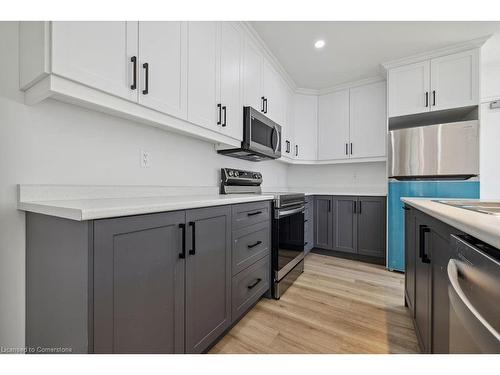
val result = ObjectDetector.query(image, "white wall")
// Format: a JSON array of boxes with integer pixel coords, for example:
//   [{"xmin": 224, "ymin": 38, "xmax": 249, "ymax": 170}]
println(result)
[
  {"xmin": 287, "ymin": 162, "xmax": 387, "ymax": 194},
  {"xmin": 0, "ymin": 22, "xmax": 288, "ymax": 349},
  {"xmin": 480, "ymin": 32, "xmax": 500, "ymax": 199}
]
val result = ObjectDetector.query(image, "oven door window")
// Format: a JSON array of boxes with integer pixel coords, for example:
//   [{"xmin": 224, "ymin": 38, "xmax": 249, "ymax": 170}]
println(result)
[{"xmin": 277, "ymin": 211, "xmax": 305, "ymax": 273}]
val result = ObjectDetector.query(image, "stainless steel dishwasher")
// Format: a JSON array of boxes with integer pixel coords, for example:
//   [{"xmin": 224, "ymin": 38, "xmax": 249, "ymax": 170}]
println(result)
[{"xmin": 448, "ymin": 234, "xmax": 500, "ymax": 353}]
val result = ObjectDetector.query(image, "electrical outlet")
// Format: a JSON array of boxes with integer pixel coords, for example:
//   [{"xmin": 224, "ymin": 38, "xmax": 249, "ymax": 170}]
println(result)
[{"xmin": 140, "ymin": 150, "xmax": 151, "ymax": 168}]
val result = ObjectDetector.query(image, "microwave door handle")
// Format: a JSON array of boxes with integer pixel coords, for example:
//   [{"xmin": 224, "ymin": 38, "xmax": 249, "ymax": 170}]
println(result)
[
  {"xmin": 447, "ymin": 259, "xmax": 500, "ymax": 342},
  {"xmin": 272, "ymin": 126, "xmax": 280, "ymax": 153}
]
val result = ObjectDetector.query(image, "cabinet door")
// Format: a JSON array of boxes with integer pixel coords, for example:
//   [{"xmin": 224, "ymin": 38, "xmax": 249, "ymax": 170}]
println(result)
[
  {"xmin": 356, "ymin": 196, "xmax": 386, "ymax": 257},
  {"xmin": 282, "ymin": 88, "xmax": 295, "ymax": 158},
  {"xmin": 388, "ymin": 61, "xmax": 430, "ymax": 117},
  {"xmin": 430, "ymin": 229, "xmax": 452, "ymax": 354},
  {"xmin": 349, "ymin": 81, "xmax": 387, "ymax": 158},
  {"xmin": 51, "ymin": 21, "xmax": 138, "ymax": 102},
  {"xmin": 243, "ymin": 38, "xmax": 264, "ymax": 111},
  {"xmin": 263, "ymin": 61, "xmax": 284, "ymax": 125},
  {"xmin": 185, "ymin": 206, "xmax": 231, "ymax": 354},
  {"xmin": 314, "ymin": 196, "xmax": 333, "ymax": 249},
  {"xmin": 332, "ymin": 196, "xmax": 357, "ymax": 254},
  {"xmin": 187, "ymin": 22, "xmax": 219, "ymax": 130},
  {"xmin": 414, "ymin": 216, "xmax": 432, "ymax": 353},
  {"xmin": 430, "ymin": 49, "xmax": 479, "ymax": 111},
  {"xmin": 93, "ymin": 211, "xmax": 185, "ymax": 353},
  {"xmin": 138, "ymin": 21, "xmax": 188, "ymax": 119},
  {"xmin": 220, "ymin": 22, "xmax": 243, "ymax": 140},
  {"xmin": 318, "ymin": 90, "xmax": 350, "ymax": 160},
  {"xmin": 404, "ymin": 206, "xmax": 416, "ymax": 317},
  {"xmin": 293, "ymin": 94, "xmax": 318, "ymax": 160}
]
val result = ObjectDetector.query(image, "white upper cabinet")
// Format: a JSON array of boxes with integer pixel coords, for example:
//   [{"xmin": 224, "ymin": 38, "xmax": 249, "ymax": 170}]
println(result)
[
  {"xmin": 387, "ymin": 49, "xmax": 479, "ymax": 117},
  {"xmin": 187, "ymin": 22, "xmax": 219, "ymax": 130},
  {"xmin": 387, "ymin": 61, "xmax": 430, "ymax": 117},
  {"xmin": 138, "ymin": 21, "xmax": 188, "ymax": 119},
  {"xmin": 281, "ymin": 87, "xmax": 295, "ymax": 159},
  {"xmin": 318, "ymin": 89, "xmax": 350, "ymax": 160},
  {"xmin": 243, "ymin": 39, "xmax": 264, "ymax": 112},
  {"xmin": 430, "ymin": 49, "xmax": 479, "ymax": 111},
  {"xmin": 219, "ymin": 22, "xmax": 243, "ymax": 141},
  {"xmin": 293, "ymin": 94, "xmax": 318, "ymax": 161},
  {"xmin": 263, "ymin": 61, "xmax": 285, "ymax": 125},
  {"xmin": 51, "ymin": 21, "xmax": 138, "ymax": 102},
  {"xmin": 349, "ymin": 81, "xmax": 387, "ymax": 159}
]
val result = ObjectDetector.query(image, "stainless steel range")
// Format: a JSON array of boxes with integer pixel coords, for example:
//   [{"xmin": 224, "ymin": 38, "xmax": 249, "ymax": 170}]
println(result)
[{"xmin": 220, "ymin": 168, "xmax": 306, "ymax": 299}]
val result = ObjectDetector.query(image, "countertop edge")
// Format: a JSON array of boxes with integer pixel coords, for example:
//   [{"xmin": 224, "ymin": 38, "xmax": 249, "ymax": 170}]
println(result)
[
  {"xmin": 401, "ymin": 198, "xmax": 500, "ymax": 249},
  {"xmin": 19, "ymin": 195, "xmax": 275, "ymax": 221}
]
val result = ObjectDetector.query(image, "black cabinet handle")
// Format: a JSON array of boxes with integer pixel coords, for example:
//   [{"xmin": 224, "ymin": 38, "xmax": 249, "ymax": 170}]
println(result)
[
  {"xmin": 425, "ymin": 91, "xmax": 429, "ymax": 107},
  {"xmin": 350, "ymin": 142, "xmax": 353, "ymax": 155},
  {"xmin": 358, "ymin": 201, "xmax": 362, "ymax": 214},
  {"xmin": 264, "ymin": 98, "xmax": 268, "ymax": 114},
  {"xmin": 189, "ymin": 221, "xmax": 196, "ymax": 255},
  {"xmin": 217, "ymin": 103, "xmax": 222, "ymax": 125},
  {"xmin": 247, "ymin": 211, "xmax": 262, "ymax": 217},
  {"xmin": 304, "ymin": 219, "xmax": 308, "ymax": 223},
  {"xmin": 261, "ymin": 96, "xmax": 265, "ymax": 112},
  {"xmin": 142, "ymin": 62, "xmax": 149, "ymax": 95},
  {"xmin": 353, "ymin": 201, "xmax": 356, "ymax": 213},
  {"xmin": 222, "ymin": 106, "xmax": 227, "ymax": 127},
  {"xmin": 285, "ymin": 140, "xmax": 290, "ymax": 153},
  {"xmin": 247, "ymin": 278, "xmax": 262, "ymax": 290},
  {"xmin": 345, "ymin": 143, "xmax": 348, "ymax": 155},
  {"xmin": 247, "ymin": 240, "xmax": 262, "ymax": 249},
  {"xmin": 295, "ymin": 145, "xmax": 298, "ymax": 157},
  {"xmin": 419, "ymin": 225, "xmax": 431, "ymax": 263},
  {"xmin": 178, "ymin": 223, "xmax": 186, "ymax": 259},
  {"xmin": 304, "ymin": 241, "xmax": 308, "ymax": 246},
  {"xmin": 328, "ymin": 200, "xmax": 331, "ymax": 212},
  {"xmin": 130, "ymin": 56, "xmax": 137, "ymax": 90},
  {"xmin": 432, "ymin": 90, "xmax": 436, "ymax": 106}
]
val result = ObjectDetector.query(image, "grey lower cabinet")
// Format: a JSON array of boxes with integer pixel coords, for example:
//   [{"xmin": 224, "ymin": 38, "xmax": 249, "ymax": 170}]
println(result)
[
  {"xmin": 404, "ymin": 204, "xmax": 463, "ymax": 354},
  {"xmin": 304, "ymin": 196, "xmax": 314, "ymax": 254},
  {"xmin": 185, "ymin": 206, "xmax": 231, "ymax": 354},
  {"xmin": 93, "ymin": 211, "xmax": 186, "ymax": 354},
  {"xmin": 314, "ymin": 195, "xmax": 386, "ymax": 261},
  {"xmin": 25, "ymin": 201, "xmax": 271, "ymax": 354},
  {"xmin": 314, "ymin": 196, "xmax": 333, "ymax": 249}
]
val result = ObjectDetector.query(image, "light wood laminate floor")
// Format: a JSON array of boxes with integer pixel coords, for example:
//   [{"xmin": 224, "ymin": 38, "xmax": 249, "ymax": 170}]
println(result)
[{"xmin": 210, "ymin": 253, "xmax": 419, "ymax": 354}]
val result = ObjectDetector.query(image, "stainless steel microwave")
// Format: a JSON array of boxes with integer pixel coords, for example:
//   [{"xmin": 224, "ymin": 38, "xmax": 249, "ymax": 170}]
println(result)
[{"xmin": 217, "ymin": 107, "xmax": 281, "ymax": 161}]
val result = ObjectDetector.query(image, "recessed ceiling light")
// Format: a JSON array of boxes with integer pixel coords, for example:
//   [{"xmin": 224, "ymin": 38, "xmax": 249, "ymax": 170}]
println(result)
[{"xmin": 314, "ymin": 40, "xmax": 325, "ymax": 49}]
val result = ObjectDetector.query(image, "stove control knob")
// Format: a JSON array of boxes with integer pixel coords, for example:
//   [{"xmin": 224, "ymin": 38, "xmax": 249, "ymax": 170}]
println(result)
[
  {"xmin": 253, "ymin": 173, "xmax": 259, "ymax": 179},
  {"xmin": 234, "ymin": 171, "xmax": 239, "ymax": 177},
  {"xmin": 228, "ymin": 170, "xmax": 234, "ymax": 177}
]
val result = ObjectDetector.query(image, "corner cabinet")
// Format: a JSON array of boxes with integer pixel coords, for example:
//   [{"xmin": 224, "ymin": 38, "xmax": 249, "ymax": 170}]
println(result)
[
  {"xmin": 19, "ymin": 21, "xmax": 245, "ymax": 148},
  {"xmin": 387, "ymin": 49, "xmax": 479, "ymax": 117},
  {"xmin": 25, "ymin": 201, "xmax": 271, "ymax": 354},
  {"xmin": 317, "ymin": 81, "xmax": 387, "ymax": 162},
  {"xmin": 314, "ymin": 195, "xmax": 386, "ymax": 262}
]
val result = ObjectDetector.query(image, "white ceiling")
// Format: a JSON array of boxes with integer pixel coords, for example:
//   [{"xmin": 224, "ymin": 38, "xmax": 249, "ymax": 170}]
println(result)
[{"xmin": 251, "ymin": 21, "xmax": 500, "ymax": 90}]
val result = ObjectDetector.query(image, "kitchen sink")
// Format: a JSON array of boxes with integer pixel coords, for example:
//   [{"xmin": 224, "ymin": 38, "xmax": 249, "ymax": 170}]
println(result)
[{"xmin": 434, "ymin": 200, "xmax": 500, "ymax": 216}]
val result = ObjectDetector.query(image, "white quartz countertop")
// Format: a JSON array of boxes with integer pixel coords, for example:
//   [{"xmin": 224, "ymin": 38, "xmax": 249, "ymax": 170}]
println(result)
[
  {"xmin": 18, "ymin": 194, "xmax": 274, "ymax": 221},
  {"xmin": 301, "ymin": 191, "xmax": 387, "ymax": 197},
  {"xmin": 401, "ymin": 198, "xmax": 500, "ymax": 249}
]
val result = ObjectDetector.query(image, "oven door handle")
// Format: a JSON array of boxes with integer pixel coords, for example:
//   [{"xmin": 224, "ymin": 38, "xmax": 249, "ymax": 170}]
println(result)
[
  {"xmin": 447, "ymin": 259, "xmax": 500, "ymax": 342},
  {"xmin": 277, "ymin": 206, "xmax": 305, "ymax": 218}
]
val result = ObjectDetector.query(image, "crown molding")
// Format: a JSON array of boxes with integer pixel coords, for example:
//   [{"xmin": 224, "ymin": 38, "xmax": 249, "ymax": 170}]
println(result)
[
  {"xmin": 239, "ymin": 22, "xmax": 297, "ymax": 92},
  {"xmin": 295, "ymin": 87, "xmax": 320, "ymax": 95},
  {"xmin": 317, "ymin": 76, "xmax": 386, "ymax": 95},
  {"xmin": 381, "ymin": 35, "xmax": 492, "ymax": 71}
]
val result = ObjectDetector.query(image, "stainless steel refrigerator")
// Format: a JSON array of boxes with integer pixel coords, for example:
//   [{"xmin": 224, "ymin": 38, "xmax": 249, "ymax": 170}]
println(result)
[{"xmin": 387, "ymin": 120, "xmax": 480, "ymax": 271}]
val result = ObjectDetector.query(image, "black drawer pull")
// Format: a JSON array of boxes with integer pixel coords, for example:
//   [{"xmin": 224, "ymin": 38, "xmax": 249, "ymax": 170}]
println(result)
[
  {"xmin": 247, "ymin": 211, "xmax": 262, "ymax": 217},
  {"xmin": 247, "ymin": 278, "xmax": 262, "ymax": 290},
  {"xmin": 304, "ymin": 219, "xmax": 308, "ymax": 223},
  {"xmin": 142, "ymin": 62, "xmax": 149, "ymax": 95},
  {"xmin": 189, "ymin": 221, "xmax": 196, "ymax": 255},
  {"xmin": 419, "ymin": 225, "xmax": 431, "ymax": 264},
  {"xmin": 130, "ymin": 56, "xmax": 137, "ymax": 90},
  {"xmin": 178, "ymin": 223, "xmax": 186, "ymax": 259},
  {"xmin": 247, "ymin": 240, "xmax": 262, "ymax": 249}
]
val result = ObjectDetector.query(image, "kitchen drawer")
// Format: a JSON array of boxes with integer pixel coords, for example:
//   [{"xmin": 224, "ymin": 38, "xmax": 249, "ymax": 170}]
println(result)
[
  {"xmin": 232, "ymin": 221, "xmax": 270, "ymax": 275},
  {"xmin": 232, "ymin": 201, "xmax": 271, "ymax": 230},
  {"xmin": 231, "ymin": 255, "xmax": 270, "ymax": 323}
]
